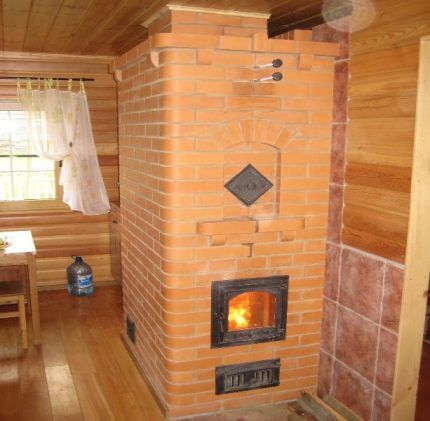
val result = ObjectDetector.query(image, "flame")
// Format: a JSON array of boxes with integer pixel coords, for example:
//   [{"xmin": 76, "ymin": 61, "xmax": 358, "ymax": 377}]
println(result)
[
  {"xmin": 228, "ymin": 302, "xmax": 250, "ymax": 330},
  {"xmin": 227, "ymin": 291, "xmax": 276, "ymax": 331}
]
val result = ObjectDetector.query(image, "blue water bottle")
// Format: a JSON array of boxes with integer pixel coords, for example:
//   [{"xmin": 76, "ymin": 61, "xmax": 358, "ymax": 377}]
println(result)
[{"xmin": 67, "ymin": 256, "xmax": 94, "ymax": 296}]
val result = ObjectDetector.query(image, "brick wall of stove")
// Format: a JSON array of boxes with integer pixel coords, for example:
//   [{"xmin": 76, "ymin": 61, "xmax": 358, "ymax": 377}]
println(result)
[{"xmin": 112, "ymin": 9, "xmax": 339, "ymax": 419}]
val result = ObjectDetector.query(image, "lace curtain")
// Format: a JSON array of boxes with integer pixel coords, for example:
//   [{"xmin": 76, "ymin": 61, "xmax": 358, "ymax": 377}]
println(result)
[{"xmin": 18, "ymin": 82, "xmax": 110, "ymax": 215}]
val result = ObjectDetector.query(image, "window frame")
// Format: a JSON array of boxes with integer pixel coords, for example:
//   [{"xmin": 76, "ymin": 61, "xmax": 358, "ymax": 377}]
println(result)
[{"xmin": 0, "ymin": 102, "xmax": 65, "ymax": 212}]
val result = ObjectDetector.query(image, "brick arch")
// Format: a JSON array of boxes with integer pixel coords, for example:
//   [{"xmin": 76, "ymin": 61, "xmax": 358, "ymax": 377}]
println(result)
[{"xmin": 210, "ymin": 119, "xmax": 292, "ymax": 150}]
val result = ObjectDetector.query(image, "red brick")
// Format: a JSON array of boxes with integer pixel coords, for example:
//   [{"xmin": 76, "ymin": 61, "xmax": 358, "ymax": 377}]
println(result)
[
  {"xmin": 252, "ymin": 32, "xmax": 269, "ymax": 51},
  {"xmin": 197, "ymin": 49, "xmax": 213, "ymax": 65},
  {"xmin": 269, "ymin": 39, "xmax": 297, "ymax": 53},
  {"xmin": 197, "ymin": 220, "xmax": 257, "ymax": 235},
  {"xmin": 210, "ymin": 258, "xmax": 236, "ymax": 271},
  {"xmin": 227, "ymin": 96, "xmax": 281, "ymax": 110},
  {"xmin": 288, "ymin": 299, "xmax": 323, "ymax": 313},
  {"xmin": 242, "ymin": 16, "xmax": 267, "ymax": 28},
  {"xmin": 220, "ymin": 35, "xmax": 252, "ymax": 51},
  {"xmin": 294, "ymin": 253, "xmax": 326, "ymax": 265},
  {"xmin": 158, "ymin": 49, "xmax": 196, "ymax": 64},
  {"xmin": 299, "ymin": 53, "xmax": 314, "ymax": 70},
  {"xmin": 236, "ymin": 257, "xmax": 267, "ymax": 270},
  {"xmin": 161, "ymin": 94, "xmax": 224, "ymax": 109},
  {"xmin": 151, "ymin": 32, "xmax": 219, "ymax": 49},
  {"xmin": 253, "ymin": 242, "xmax": 303, "ymax": 256},
  {"xmin": 224, "ymin": 27, "xmax": 262, "ymax": 37},
  {"xmin": 171, "ymin": 10, "xmax": 198, "ymax": 24},
  {"xmin": 171, "ymin": 23, "xmax": 222, "ymax": 36},
  {"xmin": 160, "ymin": 64, "xmax": 225, "ymax": 79},
  {"xmin": 257, "ymin": 217, "xmax": 305, "ymax": 233},
  {"xmin": 299, "ymin": 41, "xmax": 340, "ymax": 56},
  {"xmin": 213, "ymin": 51, "xmax": 254, "ymax": 66},
  {"xmin": 287, "ymin": 30, "xmax": 313, "ymax": 41},
  {"xmin": 196, "ymin": 245, "xmax": 250, "ymax": 260},
  {"xmin": 196, "ymin": 80, "xmax": 233, "ymax": 95}
]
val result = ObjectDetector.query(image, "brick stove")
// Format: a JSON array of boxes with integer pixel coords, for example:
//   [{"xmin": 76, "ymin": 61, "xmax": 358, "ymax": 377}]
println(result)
[{"xmin": 112, "ymin": 5, "xmax": 339, "ymax": 419}]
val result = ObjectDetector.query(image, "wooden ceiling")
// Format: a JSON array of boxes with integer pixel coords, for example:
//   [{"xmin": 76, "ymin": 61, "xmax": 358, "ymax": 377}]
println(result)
[{"xmin": 0, "ymin": 0, "xmax": 333, "ymax": 57}]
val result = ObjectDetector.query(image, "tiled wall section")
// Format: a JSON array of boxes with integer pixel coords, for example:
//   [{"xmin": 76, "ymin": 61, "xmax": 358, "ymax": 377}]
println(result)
[
  {"xmin": 313, "ymin": 23, "xmax": 405, "ymax": 421},
  {"xmin": 112, "ymin": 10, "xmax": 340, "ymax": 419},
  {"xmin": 319, "ymin": 247, "xmax": 404, "ymax": 420},
  {"xmin": 312, "ymin": 21, "xmax": 349, "ymax": 247}
]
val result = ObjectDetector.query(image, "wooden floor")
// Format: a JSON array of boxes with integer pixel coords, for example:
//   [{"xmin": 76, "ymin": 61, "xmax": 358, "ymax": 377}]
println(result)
[
  {"xmin": 0, "ymin": 285, "xmax": 164, "ymax": 421},
  {"xmin": 4, "ymin": 285, "xmax": 427, "ymax": 421},
  {"xmin": 415, "ymin": 341, "xmax": 430, "ymax": 421}
]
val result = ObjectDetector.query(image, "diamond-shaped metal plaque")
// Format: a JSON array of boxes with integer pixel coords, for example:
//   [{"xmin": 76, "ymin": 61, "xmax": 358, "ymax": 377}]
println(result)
[{"xmin": 224, "ymin": 164, "xmax": 273, "ymax": 207}]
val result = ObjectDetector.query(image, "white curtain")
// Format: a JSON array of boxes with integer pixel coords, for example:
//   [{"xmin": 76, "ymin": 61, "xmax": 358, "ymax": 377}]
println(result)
[{"xmin": 18, "ymin": 84, "xmax": 110, "ymax": 215}]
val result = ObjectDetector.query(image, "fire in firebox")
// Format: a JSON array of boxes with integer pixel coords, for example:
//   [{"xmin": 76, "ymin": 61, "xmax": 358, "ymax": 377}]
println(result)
[{"xmin": 228, "ymin": 291, "xmax": 276, "ymax": 331}]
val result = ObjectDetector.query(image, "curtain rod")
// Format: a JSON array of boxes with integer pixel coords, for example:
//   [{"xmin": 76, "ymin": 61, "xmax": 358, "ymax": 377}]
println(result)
[{"xmin": 0, "ymin": 76, "xmax": 95, "ymax": 81}]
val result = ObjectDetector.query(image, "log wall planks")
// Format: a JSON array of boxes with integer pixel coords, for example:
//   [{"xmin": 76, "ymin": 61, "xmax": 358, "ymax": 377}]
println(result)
[
  {"xmin": 343, "ymin": 0, "xmax": 430, "ymax": 262},
  {"xmin": 0, "ymin": 53, "xmax": 119, "ymax": 288}
]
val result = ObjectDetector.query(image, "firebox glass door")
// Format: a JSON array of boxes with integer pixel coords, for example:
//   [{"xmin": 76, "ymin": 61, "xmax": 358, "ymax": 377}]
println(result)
[{"xmin": 228, "ymin": 291, "xmax": 276, "ymax": 331}]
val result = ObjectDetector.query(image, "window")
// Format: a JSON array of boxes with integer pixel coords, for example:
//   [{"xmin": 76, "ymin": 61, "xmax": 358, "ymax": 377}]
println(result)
[{"xmin": 0, "ymin": 110, "xmax": 56, "ymax": 202}]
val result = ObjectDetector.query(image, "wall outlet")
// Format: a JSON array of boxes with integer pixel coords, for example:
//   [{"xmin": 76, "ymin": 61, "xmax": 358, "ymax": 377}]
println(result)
[{"xmin": 126, "ymin": 315, "xmax": 136, "ymax": 344}]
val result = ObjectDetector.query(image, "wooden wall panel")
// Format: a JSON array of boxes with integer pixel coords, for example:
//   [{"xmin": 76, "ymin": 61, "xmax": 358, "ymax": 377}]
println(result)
[
  {"xmin": 0, "ymin": 211, "xmax": 113, "ymax": 288},
  {"xmin": 0, "ymin": 52, "xmax": 119, "ymax": 288},
  {"xmin": 344, "ymin": 0, "xmax": 430, "ymax": 262}
]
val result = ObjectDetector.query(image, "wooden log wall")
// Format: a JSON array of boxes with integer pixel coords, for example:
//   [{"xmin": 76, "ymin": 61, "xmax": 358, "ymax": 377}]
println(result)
[
  {"xmin": 343, "ymin": 0, "xmax": 430, "ymax": 263},
  {"xmin": 0, "ymin": 52, "xmax": 119, "ymax": 288}
]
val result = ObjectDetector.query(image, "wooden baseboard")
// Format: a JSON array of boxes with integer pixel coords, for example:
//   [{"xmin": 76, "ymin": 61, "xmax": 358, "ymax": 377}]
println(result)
[{"xmin": 120, "ymin": 331, "xmax": 168, "ymax": 418}]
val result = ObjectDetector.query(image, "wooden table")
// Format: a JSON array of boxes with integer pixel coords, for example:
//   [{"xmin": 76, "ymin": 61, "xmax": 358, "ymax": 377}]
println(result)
[{"xmin": 0, "ymin": 231, "xmax": 41, "ymax": 344}]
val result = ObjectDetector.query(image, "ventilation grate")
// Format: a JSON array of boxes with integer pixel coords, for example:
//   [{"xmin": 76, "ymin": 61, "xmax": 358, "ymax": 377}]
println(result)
[
  {"xmin": 216, "ymin": 359, "xmax": 280, "ymax": 394},
  {"xmin": 126, "ymin": 315, "xmax": 136, "ymax": 344}
]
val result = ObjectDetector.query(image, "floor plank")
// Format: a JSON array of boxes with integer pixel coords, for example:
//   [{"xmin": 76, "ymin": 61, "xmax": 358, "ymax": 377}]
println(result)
[
  {"xmin": 72, "ymin": 372, "xmax": 116, "ymax": 421},
  {"xmin": 45, "ymin": 365, "xmax": 82, "ymax": 420},
  {"xmin": 0, "ymin": 321, "xmax": 22, "ymax": 420},
  {"xmin": 110, "ymin": 338, "xmax": 165, "ymax": 421},
  {"xmin": 0, "ymin": 285, "xmax": 165, "ymax": 421},
  {"xmin": 20, "ymin": 346, "xmax": 53, "ymax": 421}
]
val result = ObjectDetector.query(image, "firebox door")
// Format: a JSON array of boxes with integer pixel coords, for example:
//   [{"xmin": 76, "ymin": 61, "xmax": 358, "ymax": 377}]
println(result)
[{"xmin": 211, "ymin": 276, "xmax": 288, "ymax": 348}]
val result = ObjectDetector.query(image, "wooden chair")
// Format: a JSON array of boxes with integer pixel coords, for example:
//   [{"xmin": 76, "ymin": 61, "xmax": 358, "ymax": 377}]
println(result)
[
  {"xmin": 0, "ymin": 280, "xmax": 28, "ymax": 349},
  {"xmin": 0, "ymin": 265, "xmax": 31, "ymax": 313}
]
